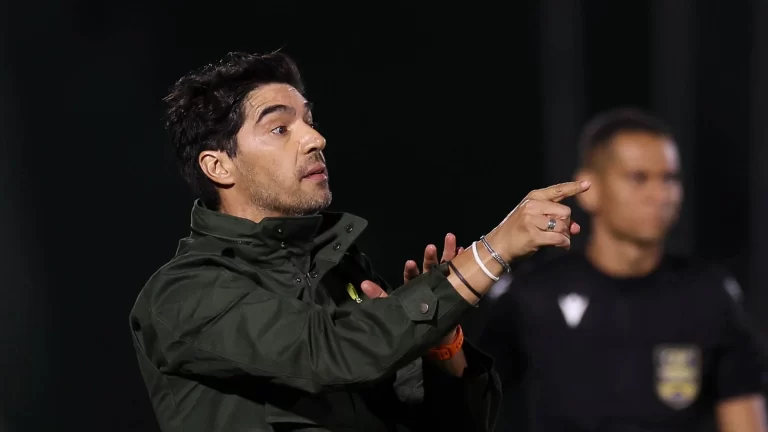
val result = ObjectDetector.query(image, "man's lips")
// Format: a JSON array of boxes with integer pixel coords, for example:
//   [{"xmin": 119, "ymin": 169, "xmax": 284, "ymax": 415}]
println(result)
[{"xmin": 302, "ymin": 164, "xmax": 327, "ymax": 180}]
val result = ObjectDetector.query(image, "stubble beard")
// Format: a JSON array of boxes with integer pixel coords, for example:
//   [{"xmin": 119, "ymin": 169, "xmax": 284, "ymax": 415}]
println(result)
[{"xmin": 245, "ymin": 168, "xmax": 332, "ymax": 217}]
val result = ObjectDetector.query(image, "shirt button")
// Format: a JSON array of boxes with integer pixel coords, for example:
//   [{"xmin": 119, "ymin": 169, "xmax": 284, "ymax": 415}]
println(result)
[
  {"xmin": 277, "ymin": 227, "xmax": 283, "ymax": 234},
  {"xmin": 419, "ymin": 303, "xmax": 429, "ymax": 314},
  {"xmin": 294, "ymin": 277, "xmax": 302, "ymax": 284},
  {"xmin": 332, "ymin": 243, "xmax": 341, "ymax": 251},
  {"xmin": 310, "ymin": 271, "xmax": 319, "ymax": 278},
  {"xmin": 280, "ymin": 242, "xmax": 286, "ymax": 248},
  {"xmin": 345, "ymin": 224, "xmax": 353, "ymax": 233}
]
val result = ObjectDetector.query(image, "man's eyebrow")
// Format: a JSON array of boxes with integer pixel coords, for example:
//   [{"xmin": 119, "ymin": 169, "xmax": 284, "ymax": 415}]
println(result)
[
  {"xmin": 255, "ymin": 104, "xmax": 294, "ymax": 124},
  {"xmin": 254, "ymin": 101, "xmax": 313, "ymax": 123}
]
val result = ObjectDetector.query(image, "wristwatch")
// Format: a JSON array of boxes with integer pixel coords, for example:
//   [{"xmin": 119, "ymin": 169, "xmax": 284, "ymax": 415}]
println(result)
[{"xmin": 426, "ymin": 325, "xmax": 464, "ymax": 361}]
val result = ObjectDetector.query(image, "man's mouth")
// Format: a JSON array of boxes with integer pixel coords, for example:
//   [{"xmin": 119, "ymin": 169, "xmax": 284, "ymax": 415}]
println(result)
[{"xmin": 302, "ymin": 164, "xmax": 328, "ymax": 181}]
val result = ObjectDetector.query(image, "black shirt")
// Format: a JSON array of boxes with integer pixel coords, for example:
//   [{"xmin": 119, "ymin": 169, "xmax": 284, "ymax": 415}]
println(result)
[{"xmin": 479, "ymin": 252, "xmax": 764, "ymax": 432}]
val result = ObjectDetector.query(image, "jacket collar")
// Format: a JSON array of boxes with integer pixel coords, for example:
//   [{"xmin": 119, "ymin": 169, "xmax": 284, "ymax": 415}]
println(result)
[{"xmin": 188, "ymin": 200, "xmax": 367, "ymax": 255}]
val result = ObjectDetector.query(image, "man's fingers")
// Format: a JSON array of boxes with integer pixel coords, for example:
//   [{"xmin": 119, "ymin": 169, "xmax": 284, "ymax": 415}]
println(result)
[
  {"xmin": 361, "ymin": 280, "xmax": 388, "ymax": 299},
  {"xmin": 537, "ymin": 231, "xmax": 572, "ymax": 250},
  {"xmin": 405, "ymin": 236, "xmax": 463, "ymax": 284},
  {"xmin": 529, "ymin": 180, "xmax": 591, "ymax": 203},
  {"xmin": 423, "ymin": 244, "xmax": 439, "ymax": 273},
  {"xmin": 457, "ymin": 246, "xmax": 465, "ymax": 255},
  {"xmin": 403, "ymin": 260, "xmax": 419, "ymax": 283},
  {"xmin": 569, "ymin": 221, "xmax": 581, "ymax": 235},
  {"xmin": 524, "ymin": 200, "xmax": 572, "ymax": 219},
  {"xmin": 532, "ymin": 215, "xmax": 571, "ymax": 237},
  {"xmin": 441, "ymin": 233, "xmax": 457, "ymax": 263}
]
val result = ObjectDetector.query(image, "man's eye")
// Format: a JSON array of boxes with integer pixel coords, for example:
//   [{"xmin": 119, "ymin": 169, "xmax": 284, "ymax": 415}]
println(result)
[
  {"xmin": 271, "ymin": 126, "xmax": 288, "ymax": 135},
  {"xmin": 309, "ymin": 121, "xmax": 319, "ymax": 130},
  {"xmin": 629, "ymin": 172, "xmax": 648, "ymax": 183}
]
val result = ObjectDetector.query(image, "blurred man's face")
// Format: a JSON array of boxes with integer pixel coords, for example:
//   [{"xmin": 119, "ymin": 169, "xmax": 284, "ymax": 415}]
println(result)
[{"xmin": 589, "ymin": 131, "xmax": 683, "ymax": 245}]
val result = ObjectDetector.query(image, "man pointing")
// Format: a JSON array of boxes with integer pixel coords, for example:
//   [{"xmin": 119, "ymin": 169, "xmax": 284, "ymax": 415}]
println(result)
[{"xmin": 129, "ymin": 51, "xmax": 590, "ymax": 432}]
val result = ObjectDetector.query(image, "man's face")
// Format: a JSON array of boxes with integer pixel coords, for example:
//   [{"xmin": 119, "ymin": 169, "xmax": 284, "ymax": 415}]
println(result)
[
  {"xmin": 230, "ymin": 83, "xmax": 331, "ymax": 216},
  {"xmin": 588, "ymin": 131, "xmax": 683, "ymax": 245}
]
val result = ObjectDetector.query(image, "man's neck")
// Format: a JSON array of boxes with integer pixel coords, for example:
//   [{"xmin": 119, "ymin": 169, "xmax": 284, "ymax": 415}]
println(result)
[
  {"xmin": 218, "ymin": 200, "xmax": 283, "ymax": 224},
  {"xmin": 585, "ymin": 222, "xmax": 664, "ymax": 278}
]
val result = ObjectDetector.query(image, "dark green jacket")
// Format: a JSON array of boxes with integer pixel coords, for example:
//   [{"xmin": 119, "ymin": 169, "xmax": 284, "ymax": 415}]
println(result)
[{"xmin": 130, "ymin": 201, "xmax": 501, "ymax": 432}]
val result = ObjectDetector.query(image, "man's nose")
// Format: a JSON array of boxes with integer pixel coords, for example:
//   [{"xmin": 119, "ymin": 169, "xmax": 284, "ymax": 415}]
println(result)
[
  {"xmin": 647, "ymin": 180, "xmax": 674, "ymax": 203},
  {"xmin": 300, "ymin": 127, "xmax": 326, "ymax": 154}
]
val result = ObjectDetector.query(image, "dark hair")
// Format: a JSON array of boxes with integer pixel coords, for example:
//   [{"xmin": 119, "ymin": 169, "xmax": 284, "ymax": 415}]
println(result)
[
  {"xmin": 164, "ymin": 51, "xmax": 305, "ymax": 208},
  {"xmin": 578, "ymin": 107, "xmax": 673, "ymax": 169}
]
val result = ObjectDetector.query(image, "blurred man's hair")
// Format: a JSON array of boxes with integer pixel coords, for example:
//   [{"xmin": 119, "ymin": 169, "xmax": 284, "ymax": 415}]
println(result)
[
  {"xmin": 164, "ymin": 51, "xmax": 304, "ymax": 209},
  {"xmin": 578, "ymin": 107, "xmax": 673, "ymax": 170}
]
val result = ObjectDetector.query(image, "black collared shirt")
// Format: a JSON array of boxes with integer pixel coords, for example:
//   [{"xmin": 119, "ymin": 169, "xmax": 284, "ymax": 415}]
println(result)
[{"xmin": 480, "ymin": 252, "xmax": 764, "ymax": 432}]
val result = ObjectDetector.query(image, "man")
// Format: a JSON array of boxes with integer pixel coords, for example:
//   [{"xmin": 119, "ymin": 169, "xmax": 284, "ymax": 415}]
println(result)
[
  {"xmin": 480, "ymin": 108, "xmax": 767, "ymax": 432},
  {"xmin": 129, "ymin": 51, "xmax": 591, "ymax": 432}
]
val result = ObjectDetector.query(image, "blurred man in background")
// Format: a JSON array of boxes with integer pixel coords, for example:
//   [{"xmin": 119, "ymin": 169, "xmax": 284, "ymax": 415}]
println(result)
[{"xmin": 480, "ymin": 108, "xmax": 767, "ymax": 432}]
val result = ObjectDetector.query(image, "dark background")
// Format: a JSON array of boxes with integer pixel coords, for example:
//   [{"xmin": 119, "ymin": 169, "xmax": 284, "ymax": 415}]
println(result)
[{"xmin": 1, "ymin": 1, "xmax": 767, "ymax": 431}]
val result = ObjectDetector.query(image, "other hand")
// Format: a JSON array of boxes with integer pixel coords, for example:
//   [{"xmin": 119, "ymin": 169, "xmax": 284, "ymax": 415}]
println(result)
[
  {"xmin": 486, "ymin": 181, "xmax": 590, "ymax": 262},
  {"xmin": 402, "ymin": 233, "xmax": 464, "ymax": 283},
  {"xmin": 360, "ymin": 233, "xmax": 462, "ymax": 345}
]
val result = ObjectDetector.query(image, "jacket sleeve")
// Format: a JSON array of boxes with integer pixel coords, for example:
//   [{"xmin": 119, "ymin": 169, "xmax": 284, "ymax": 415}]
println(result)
[
  {"xmin": 416, "ymin": 341, "xmax": 502, "ymax": 432},
  {"xmin": 356, "ymin": 253, "xmax": 502, "ymax": 430},
  {"xmin": 138, "ymin": 259, "xmax": 472, "ymax": 394},
  {"xmin": 354, "ymin": 252, "xmax": 429, "ymax": 404}
]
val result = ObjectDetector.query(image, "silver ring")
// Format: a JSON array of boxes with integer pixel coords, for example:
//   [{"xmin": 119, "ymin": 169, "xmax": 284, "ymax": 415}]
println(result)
[{"xmin": 546, "ymin": 218, "xmax": 556, "ymax": 231}]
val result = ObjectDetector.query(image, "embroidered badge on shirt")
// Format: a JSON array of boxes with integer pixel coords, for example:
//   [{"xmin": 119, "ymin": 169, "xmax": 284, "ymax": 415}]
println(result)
[
  {"xmin": 653, "ymin": 344, "xmax": 702, "ymax": 410},
  {"xmin": 558, "ymin": 293, "xmax": 589, "ymax": 328}
]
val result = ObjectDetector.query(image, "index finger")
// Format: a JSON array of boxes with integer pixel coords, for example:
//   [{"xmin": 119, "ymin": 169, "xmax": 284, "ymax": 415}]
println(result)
[{"xmin": 529, "ymin": 180, "xmax": 591, "ymax": 203}]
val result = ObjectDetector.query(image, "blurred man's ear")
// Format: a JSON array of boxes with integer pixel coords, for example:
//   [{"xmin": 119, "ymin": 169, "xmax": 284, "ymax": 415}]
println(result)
[{"xmin": 574, "ymin": 169, "xmax": 599, "ymax": 214}]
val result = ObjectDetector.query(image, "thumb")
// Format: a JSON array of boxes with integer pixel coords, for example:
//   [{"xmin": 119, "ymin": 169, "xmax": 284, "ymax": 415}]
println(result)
[{"xmin": 360, "ymin": 280, "xmax": 388, "ymax": 299}]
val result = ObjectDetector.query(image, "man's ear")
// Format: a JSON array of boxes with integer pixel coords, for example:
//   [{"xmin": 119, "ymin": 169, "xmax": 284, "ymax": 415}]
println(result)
[
  {"xmin": 574, "ymin": 169, "xmax": 599, "ymax": 214},
  {"xmin": 199, "ymin": 150, "xmax": 236, "ymax": 186}
]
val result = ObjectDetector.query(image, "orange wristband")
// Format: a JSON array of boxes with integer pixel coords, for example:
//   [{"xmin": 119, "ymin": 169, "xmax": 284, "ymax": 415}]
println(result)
[{"xmin": 426, "ymin": 325, "xmax": 464, "ymax": 361}]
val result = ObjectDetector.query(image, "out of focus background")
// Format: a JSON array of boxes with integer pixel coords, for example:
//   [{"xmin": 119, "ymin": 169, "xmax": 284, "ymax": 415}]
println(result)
[{"xmin": 1, "ymin": 1, "xmax": 767, "ymax": 431}]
